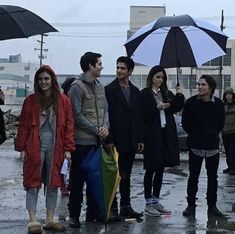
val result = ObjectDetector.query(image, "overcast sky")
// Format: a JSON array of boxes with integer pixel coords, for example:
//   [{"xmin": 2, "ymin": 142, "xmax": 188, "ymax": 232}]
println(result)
[{"xmin": 0, "ymin": 0, "xmax": 235, "ymax": 75}]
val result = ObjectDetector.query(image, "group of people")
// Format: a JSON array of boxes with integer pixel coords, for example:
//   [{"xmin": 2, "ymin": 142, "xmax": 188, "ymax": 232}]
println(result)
[{"xmin": 14, "ymin": 51, "xmax": 234, "ymax": 233}]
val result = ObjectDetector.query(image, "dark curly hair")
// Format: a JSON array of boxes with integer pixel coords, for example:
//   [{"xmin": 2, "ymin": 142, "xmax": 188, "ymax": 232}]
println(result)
[
  {"xmin": 199, "ymin": 75, "xmax": 216, "ymax": 97},
  {"xmin": 116, "ymin": 56, "xmax": 135, "ymax": 72},
  {"xmin": 80, "ymin": 52, "xmax": 102, "ymax": 72}
]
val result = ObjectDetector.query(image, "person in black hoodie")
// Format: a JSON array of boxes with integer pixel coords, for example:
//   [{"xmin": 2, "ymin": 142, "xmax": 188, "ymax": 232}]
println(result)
[{"xmin": 182, "ymin": 75, "xmax": 225, "ymax": 217}]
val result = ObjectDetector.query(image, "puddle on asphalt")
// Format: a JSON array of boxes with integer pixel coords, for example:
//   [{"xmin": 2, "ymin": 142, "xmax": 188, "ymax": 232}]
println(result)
[{"xmin": 165, "ymin": 167, "xmax": 188, "ymax": 177}]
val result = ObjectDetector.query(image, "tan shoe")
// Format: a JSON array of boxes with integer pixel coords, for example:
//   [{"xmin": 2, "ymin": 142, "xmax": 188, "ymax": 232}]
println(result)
[
  {"xmin": 27, "ymin": 222, "xmax": 42, "ymax": 234},
  {"xmin": 43, "ymin": 220, "xmax": 65, "ymax": 232}
]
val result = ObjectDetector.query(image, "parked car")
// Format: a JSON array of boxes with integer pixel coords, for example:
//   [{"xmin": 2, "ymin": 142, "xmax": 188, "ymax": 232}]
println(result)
[{"xmin": 174, "ymin": 114, "xmax": 188, "ymax": 151}]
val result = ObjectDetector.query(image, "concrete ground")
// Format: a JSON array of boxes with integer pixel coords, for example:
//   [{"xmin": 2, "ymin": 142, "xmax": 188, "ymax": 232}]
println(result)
[{"xmin": 0, "ymin": 140, "xmax": 235, "ymax": 233}]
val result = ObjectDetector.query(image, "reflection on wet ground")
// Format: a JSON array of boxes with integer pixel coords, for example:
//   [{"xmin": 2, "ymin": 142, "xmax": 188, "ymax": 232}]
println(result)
[{"xmin": 0, "ymin": 140, "xmax": 235, "ymax": 233}]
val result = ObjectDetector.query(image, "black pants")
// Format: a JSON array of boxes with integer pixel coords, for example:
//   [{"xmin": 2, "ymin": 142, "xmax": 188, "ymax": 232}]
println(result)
[
  {"xmin": 144, "ymin": 167, "xmax": 164, "ymax": 199},
  {"xmin": 112, "ymin": 152, "xmax": 135, "ymax": 208},
  {"xmin": 222, "ymin": 133, "xmax": 235, "ymax": 170},
  {"xmin": 186, "ymin": 151, "xmax": 219, "ymax": 207},
  {"xmin": 68, "ymin": 144, "xmax": 99, "ymax": 219}
]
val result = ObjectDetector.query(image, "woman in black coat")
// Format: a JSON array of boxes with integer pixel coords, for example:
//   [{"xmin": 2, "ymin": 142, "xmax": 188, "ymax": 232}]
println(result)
[{"xmin": 141, "ymin": 65, "xmax": 185, "ymax": 217}]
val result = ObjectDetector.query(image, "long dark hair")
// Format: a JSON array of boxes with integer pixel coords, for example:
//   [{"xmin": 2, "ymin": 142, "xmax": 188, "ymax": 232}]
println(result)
[
  {"xmin": 34, "ymin": 65, "xmax": 60, "ymax": 112},
  {"xmin": 146, "ymin": 65, "xmax": 169, "ymax": 91}
]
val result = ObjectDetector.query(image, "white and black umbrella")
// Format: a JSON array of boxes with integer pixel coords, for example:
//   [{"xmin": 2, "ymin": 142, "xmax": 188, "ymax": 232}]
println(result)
[
  {"xmin": 0, "ymin": 5, "xmax": 57, "ymax": 41},
  {"xmin": 124, "ymin": 14, "xmax": 228, "ymax": 84}
]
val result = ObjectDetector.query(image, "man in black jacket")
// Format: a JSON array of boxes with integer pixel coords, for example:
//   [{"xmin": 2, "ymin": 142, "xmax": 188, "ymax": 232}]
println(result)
[
  {"xmin": 105, "ymin": 56, "xmax": 144, "ymax": 219},
  {"xmin": 182, "ymin": 75, "xmax": 225, "ymax": 217}
]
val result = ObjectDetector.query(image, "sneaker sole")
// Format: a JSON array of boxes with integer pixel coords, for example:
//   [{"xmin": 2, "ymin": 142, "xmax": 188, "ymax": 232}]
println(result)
[
  {"xmin": 144, "ymin": 211, "xmax": 161, "ymax": 217},
  {"xmin": 158, "ymin": 211, "xmax": 172, "ymax": 215}
]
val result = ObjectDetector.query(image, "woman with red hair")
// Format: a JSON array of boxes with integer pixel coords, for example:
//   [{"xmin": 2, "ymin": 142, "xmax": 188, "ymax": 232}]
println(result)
[{"xmin": 16, "ymin": 65, "xmax": 75, "ymax": 233}]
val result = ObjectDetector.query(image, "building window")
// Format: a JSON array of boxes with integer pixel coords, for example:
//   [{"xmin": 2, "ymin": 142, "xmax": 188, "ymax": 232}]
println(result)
[
  {"xmin": 189, "ymin": 75, "xmax": 197, "ymax": 89},
  {"xmin": 130, "ymin": 74, "xmax": 147, "ymax": 89},
  {"xmin": 210, "ymin": 58, "xmax": 220, "ymax": 66},
  {"xmin": 0, "ymin": 66, "xmax": 4, "ymax": 71},
  {"xmin": 210, "ymin": 75, "xmax": 230, "ymax": 89},
  {"xmin": 223, "ymin": 48, "xmax": 231, "ymax": 66},
  {"xmin": 168, "ymin": 74, "xmax": 196, "ymax": 89},
  {"xmin": 224, "ymin": 75, "xmax": 231, "ymax": 88},
  {"xmin": 24, "ymin": 66, "xmax": 30, "ymax": 71},
  {"xmin": 202, "ymin": 48, "xmax": 231, "ymax": 67},
  {"xmin": 202, "ymin": 61, "xmax": 210, "ymax": 66},
  {"xmin": 211, "ymin": 75, "xmax": 220, "ymax": 87}
]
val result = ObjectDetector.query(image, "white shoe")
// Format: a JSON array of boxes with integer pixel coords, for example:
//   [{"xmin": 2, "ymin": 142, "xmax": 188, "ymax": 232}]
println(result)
[
  {"xmin": 154, "ymin": 203, "xmax": 171, "ymax": 214},
  {"xmin": 144, "ymin": 205, "xmax": 161, "ymax": 217}
]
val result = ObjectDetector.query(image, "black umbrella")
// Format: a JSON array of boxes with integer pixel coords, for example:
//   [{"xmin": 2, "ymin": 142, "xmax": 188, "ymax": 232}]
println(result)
[
  {"xmin": 0, "ymin": 5, "xmax": 57, "ymax": 40},
  {"xmin": 124, "ymin": 14, "xmax": 228, "ymax": 85}
]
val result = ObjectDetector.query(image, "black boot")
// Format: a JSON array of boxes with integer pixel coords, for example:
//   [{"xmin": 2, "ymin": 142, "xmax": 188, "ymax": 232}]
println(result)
[
  {"xmin": 108, "ymin": 208, "xmax": 121, "ymax": 222},
  {"xmin": 120, "ymin": 206, "xmax": 143, "ymax": 219},
  {"xmin": 223, "ymin": 168, "xmax": 230, "ymax": 173},
  {"xmin": 69, "ymin": 218, "xmax": 81, "ymax": 228},
  {"xmin": 183, "ymin": 206, "xmax": 196, "ymax": 217},
  {"xmin": 208, "ymin": 206, "xmax": 224, "ymax": 217}
]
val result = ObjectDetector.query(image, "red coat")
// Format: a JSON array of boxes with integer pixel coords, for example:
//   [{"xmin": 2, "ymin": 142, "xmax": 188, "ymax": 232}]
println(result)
[{"xmin": 16, "ymin": 94, "xmax": 75, "ymax": 189}]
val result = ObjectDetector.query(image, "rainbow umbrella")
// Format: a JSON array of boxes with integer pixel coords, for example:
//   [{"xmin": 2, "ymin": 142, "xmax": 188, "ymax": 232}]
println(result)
[{"xmin": 80, "ymin": 146, "xmax": 120, "ymax": 223}]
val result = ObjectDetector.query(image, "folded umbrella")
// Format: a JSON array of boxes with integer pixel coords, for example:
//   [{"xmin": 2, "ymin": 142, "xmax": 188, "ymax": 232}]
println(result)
[{"xmin": 80, "ymin": 146, "xmax": 120, "ymax": 223}]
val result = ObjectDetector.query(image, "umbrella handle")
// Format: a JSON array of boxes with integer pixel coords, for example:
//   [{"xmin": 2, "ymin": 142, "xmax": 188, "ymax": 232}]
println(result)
[{"xmin": 176, "ymin": 67, "xmax": 180, "ymax": 87}]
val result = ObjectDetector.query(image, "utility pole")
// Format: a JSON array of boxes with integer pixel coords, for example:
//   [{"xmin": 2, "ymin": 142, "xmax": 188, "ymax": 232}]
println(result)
[
  {"xmin": 219, "ymin": 10, "xmax": 225, "ymax": 99},
  {"xmin": 34, "ymin": 34, "xmax": 48, "ymax": 67}
]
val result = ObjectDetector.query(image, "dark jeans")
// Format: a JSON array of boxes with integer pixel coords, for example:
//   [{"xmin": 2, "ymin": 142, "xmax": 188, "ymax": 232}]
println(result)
[
  {"xmin": 68, "ymin": 144, "xmax": 99, "ymax": 219},
  {"xmin": 222, "ymin": 133, "xmax": 235, "ymax": 170},
  {"xmin": 112, "ymin": 152, "xmax": 135, "ymax": 208},
  {"xmin": 186, "ymin": 151, "xmax": 219, "ymax": 207},
  {"xmin": 144, "ymin": 167, "xmax": 164, "ymax": 199}
]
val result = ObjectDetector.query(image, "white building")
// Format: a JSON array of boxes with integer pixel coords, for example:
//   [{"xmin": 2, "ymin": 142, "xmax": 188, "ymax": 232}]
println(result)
[
  {"xmin": 0, "ymin": 54, "xmax": 39, "ymax": 104},
  {"xmin": 0, "ymin": 54, "xmax": 39, "ymax": 87}
]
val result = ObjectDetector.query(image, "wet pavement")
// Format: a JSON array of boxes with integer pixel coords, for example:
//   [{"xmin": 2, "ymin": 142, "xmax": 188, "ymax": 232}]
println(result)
[{"xmin": 0, "ymin": 140, "xmax": 235, "ymax": 233}]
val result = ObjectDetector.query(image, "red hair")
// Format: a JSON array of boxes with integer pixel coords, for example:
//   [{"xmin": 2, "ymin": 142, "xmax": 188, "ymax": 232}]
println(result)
[{"xmin": 34, "ymin": 65, "xmax": 60, "ymax": 112}]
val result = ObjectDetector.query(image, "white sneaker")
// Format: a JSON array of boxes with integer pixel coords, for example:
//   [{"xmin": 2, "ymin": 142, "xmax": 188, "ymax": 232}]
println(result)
[
  {"xmin": 154, "ymin": 203, "xmax": 171, "ymax": 214},
  {"xmin": 144, "ymin": 205, "xmax": 161, "ymax": 217}
]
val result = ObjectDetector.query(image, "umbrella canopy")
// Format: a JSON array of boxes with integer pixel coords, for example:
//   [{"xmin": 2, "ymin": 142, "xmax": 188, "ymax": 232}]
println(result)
[
  {"xmin": 0, "ymin": 5, "xmax": 57, "ymax": 40},
  {"xmin": 125, "ymin": 14, "xmax": 228, "ymax": 69},
  {"xmin": 80, "ymin": 146, "xmax": 120, "ymax": 223}
]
